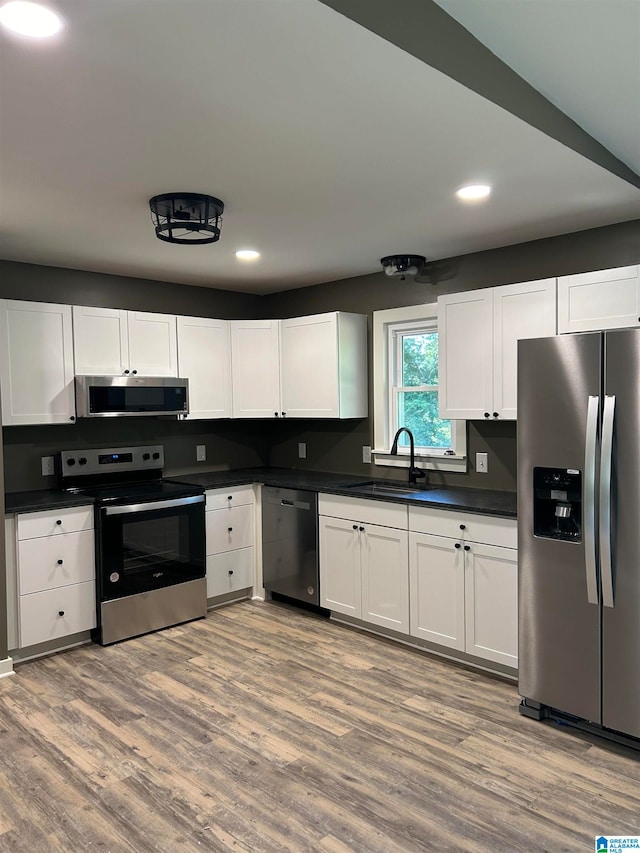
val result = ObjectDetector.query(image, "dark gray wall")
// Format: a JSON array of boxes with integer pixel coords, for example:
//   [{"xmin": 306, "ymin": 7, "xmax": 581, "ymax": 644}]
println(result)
[
  {"xmin": 263, "ymin": 218, "xmax": 640, "ymax": 492},
  {"xmin": 3, "ymin": 419, "xmax": 269, "ymax": 494},
  {"xmin": 0, "ymin": 260, "xmax": 262, "ymax": 319}
]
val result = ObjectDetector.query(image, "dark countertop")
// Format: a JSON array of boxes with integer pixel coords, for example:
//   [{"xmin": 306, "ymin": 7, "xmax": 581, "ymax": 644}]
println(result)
[
  {"xmin": 4, "ymin": 489, "xmax": 96, "ymax": 514},
  {"xmin": 167, "ymin": 467, "xmax": 517, "ymax": 519},
  {"xmin": 5, "ymin": 468, "xmax": 517, "ymax": 519}
]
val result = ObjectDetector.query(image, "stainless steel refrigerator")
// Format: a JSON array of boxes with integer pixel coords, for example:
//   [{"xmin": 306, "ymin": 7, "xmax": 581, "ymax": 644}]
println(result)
[{"xmin": 518, "ymin": 329, "xmax": 640, "ymax": 742}]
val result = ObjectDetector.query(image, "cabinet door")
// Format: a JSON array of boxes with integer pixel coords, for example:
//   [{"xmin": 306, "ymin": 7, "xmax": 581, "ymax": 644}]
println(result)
[
  {"xmin": 409, "ymin": 532, "xmax": 464, "ymax": 651},
  {"xmin": 464, "ymin": 543, "xmax": 517, "ymax": 667},
  {"xmin": 0, "ymin": 300, "xmax": 75, "ymax": 425},
  {"xmin": 319, "ymin": 516, "xmax": 361, "ymax": 617},
  {"xmin": 558, "ymin": 266, "xmax": 640, "ymax": 333},
  {"xmin": 177, "ymin": 316, "xmax": 231, "ymax": 419},
  {"xmin": 127, "ymin": 311, "xmax": 178, "ymax": 376},
  {"xmin": 361, "ymin": 523, "xmax": 409, "ymax": 633},
  {"xmin": 280, "ymin": 313, "xmax": 339, "ymax": 417},
  {"xmin": 230, "ymin": 320, "xmax": 281, "ymax": 418},
  {"xmin": 72, "ymin": 306, "xmax": 129, "ymax": 375},
  {"xmin": 492, "ymin": 278, "xmax": 557, "ymax": 419},
  {"xmin": 438, "ymin": 290, "xmax": 493, "ymax": 420}
]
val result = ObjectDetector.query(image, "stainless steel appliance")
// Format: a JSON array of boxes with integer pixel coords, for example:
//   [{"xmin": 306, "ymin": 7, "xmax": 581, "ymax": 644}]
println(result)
[
  {"xmin": 518, "ymin": 330, "xmax": 640, "ymax": 744},
  {"xmin": 75, "ymin": 375, "xmax": 189, "ymax": 418},
  {"xmin": 62, "ymin": 445, "xmax": 206, "ymax": 645},
  {"xmin": 262, "ymin": 486, "xmax": 319, "ymax": 606}
]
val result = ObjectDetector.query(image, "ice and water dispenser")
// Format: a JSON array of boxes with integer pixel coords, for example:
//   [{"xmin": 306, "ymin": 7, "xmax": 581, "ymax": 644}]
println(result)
[{"xmin": 533, "ymin": 467, "xmax": 582, "ymax": 541}]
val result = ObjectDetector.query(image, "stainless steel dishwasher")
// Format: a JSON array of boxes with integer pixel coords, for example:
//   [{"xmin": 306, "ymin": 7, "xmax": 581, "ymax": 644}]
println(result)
[{"xmin": 262, "ymin": 486, "xmax": 319, "ymax": 605}]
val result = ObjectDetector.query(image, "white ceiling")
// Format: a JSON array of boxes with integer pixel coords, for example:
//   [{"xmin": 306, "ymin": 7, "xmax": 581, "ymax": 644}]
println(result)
[{"xmin": 0, "ymin": 0, "xmax": 638, "ymax": 295}]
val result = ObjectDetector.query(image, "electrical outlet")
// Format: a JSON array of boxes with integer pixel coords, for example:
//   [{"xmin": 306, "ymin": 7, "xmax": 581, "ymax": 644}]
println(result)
[
  {"xmin": 41, "ymin": 455, "xmax": 55, "ymax": 477},
  {"xmin": 362, "ymin": 445, "xmax": 372, "ymax": 464},
  {"xmin": 476, "ymin": 452, "xmax": 488, "ymax": 473},
  {"xmin": 196, "ymin": 445, "xmax": 206, "ymax": 462},
  {"xmin": 298, "ymin": 442, "xmax": 307, "ymax": 459}
]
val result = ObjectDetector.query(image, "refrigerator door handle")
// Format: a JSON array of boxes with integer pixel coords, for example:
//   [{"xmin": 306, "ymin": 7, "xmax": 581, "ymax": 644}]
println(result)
[
  {"xmin": 584, "ymin": 395, "xmax": 600, "ymax": 605},
  {"xmin": 600, "ymin": 394, "xmax": 616, "ymax": 608}
]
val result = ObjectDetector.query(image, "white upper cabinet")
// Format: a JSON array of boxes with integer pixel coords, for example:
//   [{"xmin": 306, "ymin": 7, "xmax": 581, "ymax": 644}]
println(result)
[
  {"xmin": 438, "ymin": 289, "xmax": 493, "ymax": 421},
  {"xmin": 280, "ymin": 312, "xmax": 367, "ymax": 419},
  {"xmin": 73, "ymin": 306, "xmax": 178, "ymax": 377},
  {"xmin": 438, "ymin": 278, "xmax": 556, "ymax": 420},
  {"xmin": 177, "ymin": 316, "xmax": 231, "ymax": 419},
  {"xmin": 230, "ymin": 319, "xmax": 281, "ymax": 418},
  {"xmin": 557, "ymin": 265, "xmax": 640, "ymax": 333},
  {"xmin": 0, "ymin": 300, "xmax": 76, "ymax": 425},
  {"xmin": 231, "ymin": 312, "xmax": 368, "ymax": 419}
]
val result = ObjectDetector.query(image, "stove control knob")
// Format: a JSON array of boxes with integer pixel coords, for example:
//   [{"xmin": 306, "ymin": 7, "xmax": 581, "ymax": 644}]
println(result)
[
  {"xmin": 152, "ymin": 452, "xmax": 160, "ymax": 460},
  {"xmin": 142, "ymin": 453, "xmax": 150, "ymax": 461},
  {"xmin": 78, "ymin": 457, "xmax": 87, "ymax": 465},
  {"xmin": 66, "ymin": 457, "xmax": 76, "ymax": 466}
]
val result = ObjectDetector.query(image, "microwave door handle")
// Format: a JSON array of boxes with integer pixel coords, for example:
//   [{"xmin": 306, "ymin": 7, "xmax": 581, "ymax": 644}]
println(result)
[
  {"xmin": 103, "ymin": 495, "xmax": 205, "ymax": 516},
  {"xmin": 584, "ymin": 395, "xmax": 599, "ymax": 605},
  {"xmin": 600, "ymin": 395, "xmax": 616, "ymax": 608}
]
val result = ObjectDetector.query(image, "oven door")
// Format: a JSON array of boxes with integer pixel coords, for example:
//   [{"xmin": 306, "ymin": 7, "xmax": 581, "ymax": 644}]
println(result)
[{"xmin": 97, "ymin": 495, "xmax": 205, "ymax": 601}]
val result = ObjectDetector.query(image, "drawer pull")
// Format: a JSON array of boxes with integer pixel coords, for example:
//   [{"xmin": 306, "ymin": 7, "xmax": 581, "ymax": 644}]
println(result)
[
  {"xmin": 459, "ymin": 524, "xmax": 466, "ymax": 530},
  {"xmin": 227, "ymin": 496, "xmax": 233, "ymax": 501},
  {"xmin": 228, "ymin": 527, "xmax": 233, "ymax": 532},
  {"xmin": 228, "ymin": 570, "xmax": 234, "ymax": 575},
  {"xmin": 58, "ymin": 610, "xmax": 65, "ymax": 617},
  {"xmin": 56, "ymin": 519, "xmax": 62, "ymax": 526},
  {"xmin": 57, "ymin": 559, "xmax": 63, "ymax": 565}
]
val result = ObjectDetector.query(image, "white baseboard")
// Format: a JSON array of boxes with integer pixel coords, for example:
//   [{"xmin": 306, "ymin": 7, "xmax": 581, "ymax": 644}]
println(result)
[{"xmin": 0, "ymin": 657, "xmax": 15, "ymax": 679}]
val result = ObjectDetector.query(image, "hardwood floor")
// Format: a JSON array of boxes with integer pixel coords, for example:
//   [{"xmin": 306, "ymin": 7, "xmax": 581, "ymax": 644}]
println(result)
[{"xmin": 0, "ymin": 600, "xmax": 638, "ymax": 852}]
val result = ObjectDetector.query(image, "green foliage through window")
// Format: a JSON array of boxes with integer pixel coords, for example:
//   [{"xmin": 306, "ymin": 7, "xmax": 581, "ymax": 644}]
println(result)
[{"xmin": 392, "ymin": 327, "xmax": 452, "ymax": 450}]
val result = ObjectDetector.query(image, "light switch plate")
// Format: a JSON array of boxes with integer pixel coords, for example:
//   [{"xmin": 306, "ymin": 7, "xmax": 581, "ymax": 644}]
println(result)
[
  {"xmin": 476, "ymin": 452, "xmax": 488, "ymax": 473},
  {"xmin": 362, "ymin": 445, "xmax": 372, "ymax": 464},
  {"xmin": 196, "ymin": 445, "xmax": 206, "ymax": 462},
  {"xmin": 41, "ymin": 455, "xmax": 55, "ymax": 476},
  {"xmin": 298, "ymin": 442, "xmax": 307, "ymax": 459}
]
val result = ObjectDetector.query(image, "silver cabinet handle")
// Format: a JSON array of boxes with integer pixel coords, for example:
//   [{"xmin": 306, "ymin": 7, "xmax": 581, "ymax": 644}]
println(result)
[
  {"xmin": 584, "ymin": 395, "xmax": 599, "ymax": 605},
  {"xmin": 600, "ymin": 395, "xmax": 616, "ymax": 608}
]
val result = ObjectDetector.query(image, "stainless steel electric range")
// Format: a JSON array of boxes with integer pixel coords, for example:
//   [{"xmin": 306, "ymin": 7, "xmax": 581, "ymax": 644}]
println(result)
[{"xmin": 61, "ymin": 445, "xmax": 206, "ymax": 645}]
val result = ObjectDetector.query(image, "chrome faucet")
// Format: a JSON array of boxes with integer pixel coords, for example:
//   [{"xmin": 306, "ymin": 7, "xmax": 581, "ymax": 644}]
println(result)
[{"xmin": 390, "ymin": 428, "xmax": 427, "ymax": 486}]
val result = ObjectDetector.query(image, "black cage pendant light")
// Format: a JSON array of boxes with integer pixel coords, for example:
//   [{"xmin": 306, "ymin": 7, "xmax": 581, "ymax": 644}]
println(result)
[{"xmin": 149, "ymin": 192, "xmax": 224, "ymax": 245}]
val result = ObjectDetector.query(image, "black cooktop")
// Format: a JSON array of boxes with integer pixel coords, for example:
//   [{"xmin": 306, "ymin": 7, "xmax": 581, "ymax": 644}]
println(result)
[{"xmin": 68, "ymin": 479, "xmax": 204, "ymax": 505}]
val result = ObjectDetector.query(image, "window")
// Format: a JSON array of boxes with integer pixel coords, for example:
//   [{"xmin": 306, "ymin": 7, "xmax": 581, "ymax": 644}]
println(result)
[{"xmin": 373, "ymin": 304, "xmax": 466, "ymax": 473}]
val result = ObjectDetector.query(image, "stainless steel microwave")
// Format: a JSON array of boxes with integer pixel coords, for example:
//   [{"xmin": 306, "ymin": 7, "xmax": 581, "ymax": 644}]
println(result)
[{"xmin": 75, "ymin": 375, "xmax": 189, "ymax": 418}]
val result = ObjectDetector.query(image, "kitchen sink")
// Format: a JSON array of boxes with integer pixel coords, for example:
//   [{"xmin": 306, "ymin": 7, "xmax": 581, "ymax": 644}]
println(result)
[{"xmin": 346, "ymin": 481, "xmax": 433, "ymax": 498}]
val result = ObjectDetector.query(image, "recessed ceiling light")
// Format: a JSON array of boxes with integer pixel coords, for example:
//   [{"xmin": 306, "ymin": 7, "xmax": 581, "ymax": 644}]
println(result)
[
  {"xmin": 456, "ymin": 184, "xmax": 492, "ymax": 201},
  {"xmin": 0, "ymin": 1, "xmax": 62, "ymax": 37},
  {"xmin": 235, "ymin": 250, "xmax": 260, "ymax": 261}
]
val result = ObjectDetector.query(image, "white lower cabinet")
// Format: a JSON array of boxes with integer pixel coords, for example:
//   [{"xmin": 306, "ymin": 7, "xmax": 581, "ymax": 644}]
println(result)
[
  {"xmin": 15, "ymin": 505, "xmax": 96, "ymax": 649},
  {"xmin": 409, "ymin": 532, "xmax": 465, "ymax": 651},
  {"xmin": 205, "ymin": 486, "xmax": 255, "ymax": 599},
  {"xmin": 408, "ymin": 507, "xmax": 518, "ymax": 668},
  {"xmin": 319, "ymin": 495, "xmax": 409, "ymax": 633}
]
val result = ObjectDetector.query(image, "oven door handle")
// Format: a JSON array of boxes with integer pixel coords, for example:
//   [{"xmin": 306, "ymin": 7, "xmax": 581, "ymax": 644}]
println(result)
[{"xmin": 102, "ymin": 495, "xmax": 205, "ymax": 516}]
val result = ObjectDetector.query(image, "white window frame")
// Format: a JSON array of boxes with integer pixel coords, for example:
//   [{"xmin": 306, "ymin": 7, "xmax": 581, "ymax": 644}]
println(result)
[{"xmin": 372, "ymin": 304, "xmax": 467, "ymax": 473}]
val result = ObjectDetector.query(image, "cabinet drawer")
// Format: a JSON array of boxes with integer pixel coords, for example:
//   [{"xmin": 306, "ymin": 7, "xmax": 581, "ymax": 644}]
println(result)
[
  {"xmin": 205, "ymin": 485, "xmax": 254, "ymax": 510},
  {"xmin": 18, "ymin": 529, "xmax": 95, "ymax": 595},
  {"xmin": 206, "ymin": 547, "xmax": 253, "ymax": 598},
  {"xmin": 19, "ymin": 581, "xmax": 96, "ymax": 648},
  {"xmin": 206, "ymin": 504, "xmax": 254, "ymax": 554},
  {"xmin": 17, "ymin": 506, "xmax": 94, "ymax": 540},
  {"xmin": 319, "ymin": 494, "xmax": 408, "ymax": 528},
  {"xmin": 408, "ymin": 506, "xmax": 517, "ymax": 549}
]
